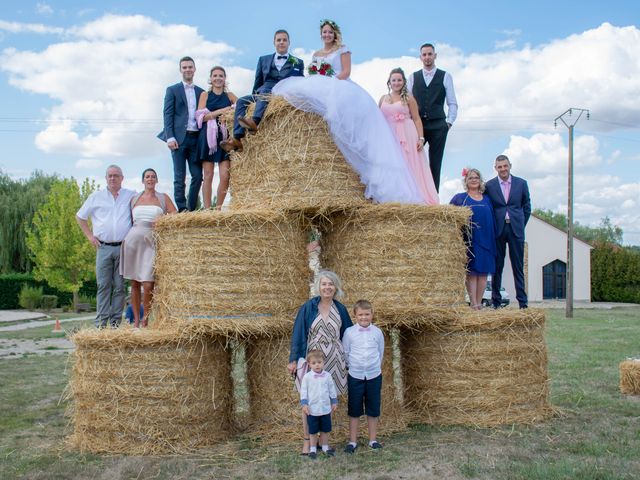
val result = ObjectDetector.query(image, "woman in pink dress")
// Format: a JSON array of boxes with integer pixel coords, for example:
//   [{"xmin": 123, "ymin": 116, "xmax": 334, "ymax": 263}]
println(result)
[{"xmin": 379, "ymin": 68, "xmax": 439, "ymax": 205}]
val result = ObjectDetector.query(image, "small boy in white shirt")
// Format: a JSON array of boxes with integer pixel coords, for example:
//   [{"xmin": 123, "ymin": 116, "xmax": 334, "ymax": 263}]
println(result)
[
  {"xmin": 299, "ymin": 349, "xmax": 338, "ymax": 459},
  {"xmin": 342, "ymin": 299, "xmax": 384, "ymax": 453}
]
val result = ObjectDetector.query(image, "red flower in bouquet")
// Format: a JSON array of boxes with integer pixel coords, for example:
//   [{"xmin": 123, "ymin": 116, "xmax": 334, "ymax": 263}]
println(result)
[{"xmin": 308, "ymin": 61, "xmax": 334, "ymax": 77}]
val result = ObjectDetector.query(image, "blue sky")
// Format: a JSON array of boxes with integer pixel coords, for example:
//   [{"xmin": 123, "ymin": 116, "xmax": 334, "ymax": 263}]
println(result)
[{"xmin": 1, "ymin": 1, "xmax": 639, "ymax": 243}]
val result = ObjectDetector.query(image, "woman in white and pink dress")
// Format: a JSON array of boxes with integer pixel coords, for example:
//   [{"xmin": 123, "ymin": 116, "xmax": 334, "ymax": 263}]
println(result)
[
  {"xmin": 379, "ymin": 68, "xmax": 439, "ymax": 205},
  {"xmin": 272, "ymin": 19, "xmax": 425, "ymax": 205}
]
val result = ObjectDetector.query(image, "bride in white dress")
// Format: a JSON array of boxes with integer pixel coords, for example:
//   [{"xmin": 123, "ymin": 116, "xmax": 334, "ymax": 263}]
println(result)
[{"xmin": 272, "ymin": 20, "xmax": 425, "ymax": 204}]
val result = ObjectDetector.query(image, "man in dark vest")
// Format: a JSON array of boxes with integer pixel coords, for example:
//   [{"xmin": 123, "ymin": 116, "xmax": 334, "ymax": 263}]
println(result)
[
  {"xmin": 408, "ymin": 43, "xmax": 458, "ymax": 192},
  {"xmin": 221, "ymin": 29, "xmax": 304, "ymax": 152}
]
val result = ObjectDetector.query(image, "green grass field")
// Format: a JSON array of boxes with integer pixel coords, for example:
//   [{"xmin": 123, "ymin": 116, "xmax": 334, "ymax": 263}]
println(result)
[{"xmin": 0, "ymin": 308, "xmax": 638, "ymax": 480}]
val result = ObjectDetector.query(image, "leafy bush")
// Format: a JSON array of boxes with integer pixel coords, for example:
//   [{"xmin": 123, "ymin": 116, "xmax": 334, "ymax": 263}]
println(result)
[
  {"xmin": 18, "ymin": 285, "xmax": 43, "ymax": 310},
  {"xmin": 41, "ymin": 294, "xmax": 58, "ymax": 311},
  {"xmin": 78, "ymin": 294, "xmax": 97, "ymax": 309},
  {"xmin": 0, "ymin": 273, "xmax": 96, "ymax": 309},
  {"xmin": 591, "ymin": 244, "xmax": 640, "ymax": 303}
]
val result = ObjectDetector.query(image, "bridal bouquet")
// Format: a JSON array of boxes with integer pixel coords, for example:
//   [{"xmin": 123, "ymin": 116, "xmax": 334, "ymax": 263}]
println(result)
[{"xmin": 308, "ymin": 60, "xmax": 335, "ymax": 77}]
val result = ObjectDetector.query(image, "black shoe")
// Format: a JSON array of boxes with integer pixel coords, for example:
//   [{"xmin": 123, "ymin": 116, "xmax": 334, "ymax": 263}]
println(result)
[
  {"xmin": 369, "ymin": 441, "xmax": 383, "ymax": 449},
  {"xmin": 344, "ymin": 444, "xmax": 357, "ymax": 454},
  {"xmin": 323, "ymin": 448, "xmax": 335, "ymax": 457},
  {"xmin": 520, "ymin": 304, "xmax": 528, "ymax": 309},
  {"xmin": 308, "ymin": 451, "xmax": 317, "ymax": 459}
]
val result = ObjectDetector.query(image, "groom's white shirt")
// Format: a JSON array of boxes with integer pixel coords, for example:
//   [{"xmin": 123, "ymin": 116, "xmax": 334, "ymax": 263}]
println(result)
[{"xmin": 273, "ymin": 51, "xmax": 290, "ymax": 71}]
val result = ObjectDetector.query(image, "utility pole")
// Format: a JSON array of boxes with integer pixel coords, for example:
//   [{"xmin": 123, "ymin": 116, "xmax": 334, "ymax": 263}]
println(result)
[{"xmin": 554, "ymin": 108, "xmax": 589, "ymax": 319}]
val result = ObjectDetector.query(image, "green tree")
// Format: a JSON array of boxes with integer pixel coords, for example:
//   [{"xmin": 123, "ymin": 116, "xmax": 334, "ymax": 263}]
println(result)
[
  {"xmin": 26, "ymin": 178, "xmax": 97, "ymax": 307},
  {"xmin": 0, "ymin": 170, "xmax": 58, "ymax": 273},
  {"xmin": 533, "ymin": 209, "xmax": 623, "ymax": 246}
]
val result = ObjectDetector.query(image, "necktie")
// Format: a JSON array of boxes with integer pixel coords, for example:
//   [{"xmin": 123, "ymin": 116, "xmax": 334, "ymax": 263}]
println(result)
[{"xmin": 277, "ymin": 55, "xmax": 288, "ymax": 60}]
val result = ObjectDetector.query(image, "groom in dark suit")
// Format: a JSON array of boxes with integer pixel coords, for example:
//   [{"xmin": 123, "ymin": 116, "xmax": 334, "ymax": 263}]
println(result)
[
  {"xmin": 485, "ymin": 155, "xmax": 531, "ymax": 309},
  {"xmin": 221, "ymin": 29, "xmax": 304, "ymax": 152},
  {"xmin": 158, "ymin": 56, "xmax": 204, "ymax": 211}
]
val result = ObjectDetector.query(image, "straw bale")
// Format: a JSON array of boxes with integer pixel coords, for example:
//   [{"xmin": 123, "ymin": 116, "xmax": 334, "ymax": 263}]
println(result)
[
  {"xmin": 321, "ymin": 204, "xmax": 471, "ymax": 314},
  {"xmin": 67, "ymin": 327, "xmax": 234, "ymax": 454},
  {"xmin": 152, "ymin": 209, "xmax": 310, "ymax": 329},
  {"xmin": 620, "ymin": 359, "xmax": 640, "ymax": 395},
  {"xmin": 228, "ymin": 96, "xmax": 367, "ymax": 213},
  {"xmin": 243, "ymin": 332, "xmax": 301, "ymax": 440},
  {"xmin": 400, "ymin": 308, "xmax": 552, "ymax": 427}
]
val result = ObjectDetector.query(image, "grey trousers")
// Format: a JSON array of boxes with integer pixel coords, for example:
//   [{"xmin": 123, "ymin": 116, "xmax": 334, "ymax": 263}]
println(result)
[{"xmin": 95, "ymin": 244, "xmax": 125, "ymax": 328}]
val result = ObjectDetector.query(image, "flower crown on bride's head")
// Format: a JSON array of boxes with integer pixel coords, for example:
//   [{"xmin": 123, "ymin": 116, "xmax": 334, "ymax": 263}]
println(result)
[{"xmin": 319, "ymin": 19, "xmax": 342, "ymax": 47}]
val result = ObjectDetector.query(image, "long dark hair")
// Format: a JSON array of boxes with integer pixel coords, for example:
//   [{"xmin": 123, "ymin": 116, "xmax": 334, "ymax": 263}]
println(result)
[{"xmin": 208, "ymin": 66, "xmax": 227, "ymax": 92}]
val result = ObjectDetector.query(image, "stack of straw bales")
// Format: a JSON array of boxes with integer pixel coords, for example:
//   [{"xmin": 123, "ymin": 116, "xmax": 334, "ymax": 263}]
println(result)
[
  {"xmin": 228, "ymin": 97, "xmax": 367, "ymax": 213},
  {"xmin": 152, "ymin": 210, "xmax": 309, "ymax": 329},
  {"xmin": 67, "ymin": 328, "xmax": 234, "ymax": 454},
  {"xmin": 400, "ymin": 308, "xmax": 552, "ymax": 426},
  {"xmin": 620, "ymin": 359, "xmax": 640, "ymax": 395}
]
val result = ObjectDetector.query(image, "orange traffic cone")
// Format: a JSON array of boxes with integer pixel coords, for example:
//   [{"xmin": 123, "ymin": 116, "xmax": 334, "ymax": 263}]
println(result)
[{"xmin": 52, "ymin": 318, "xmax": 62, "ymax": 333}]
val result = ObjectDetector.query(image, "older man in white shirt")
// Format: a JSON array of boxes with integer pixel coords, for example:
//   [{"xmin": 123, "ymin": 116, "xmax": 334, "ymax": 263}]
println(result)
[
  {"xmin": 408, "ymin": 42, "xmax": 458, "ymax": 193},
  {"xmin": 76, "ymin": 165, "xmax": 136, "ymax": 328}
]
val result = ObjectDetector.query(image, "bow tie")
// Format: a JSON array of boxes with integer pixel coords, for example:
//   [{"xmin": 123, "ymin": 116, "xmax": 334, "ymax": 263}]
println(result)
[
  {"xmin": 313, "ymin": 372, "xmax": 325, "ymax": 378},
  {"xmin": 424, "ymin": 70, "xmax": 435, "ymax": 77},
  {"xmin": 277, "ymin": 55, "xmax": 288, "ymax": 60},
  {"xmin": 358, "ymin": 327, "xmax": 369, "ymax": 332}
]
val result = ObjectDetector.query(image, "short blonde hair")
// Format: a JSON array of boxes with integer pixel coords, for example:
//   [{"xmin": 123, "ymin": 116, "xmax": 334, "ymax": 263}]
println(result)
[
  {"xmin": 353, "ymin": 299, "xmax": 373, "ymax": 313},
  {"xmin": 306, "ymin": 349, "xmax": 324, "ymax": 362}
]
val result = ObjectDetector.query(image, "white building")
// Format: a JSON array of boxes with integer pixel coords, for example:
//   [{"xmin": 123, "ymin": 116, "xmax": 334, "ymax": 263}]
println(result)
[{"xmin": 501, "ymin": 215, "xmax": 592, "ymax": 302}]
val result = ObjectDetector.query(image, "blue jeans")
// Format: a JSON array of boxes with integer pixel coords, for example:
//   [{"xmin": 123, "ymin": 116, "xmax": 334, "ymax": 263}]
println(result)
[{"xmin": 171, "ymin": 133, "xmax": 202, "ymax": 211}]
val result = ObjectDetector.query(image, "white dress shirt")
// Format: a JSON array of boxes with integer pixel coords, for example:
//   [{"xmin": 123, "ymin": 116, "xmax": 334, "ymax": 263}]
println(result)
[
  {"xmin": 76, "ymin": 188, "xmax": 136, "ymax": 242},
  {"xmin": 300, "ymin": 370, "xmax": 338, "ymax": 416},
  {"xmin": 183, "ymin": 81, "xmax": 198, "ymax": 132},
  {"xmin": 342, "ymin": 324, "xmax": 384, "ymax": 380},
  {"xmin": 274, "ymin": 51, "xmax": 289, "ymax": 71},
  {"xmin": 407, "ymin": 67, "xmax": 458, "ymax": 125}
]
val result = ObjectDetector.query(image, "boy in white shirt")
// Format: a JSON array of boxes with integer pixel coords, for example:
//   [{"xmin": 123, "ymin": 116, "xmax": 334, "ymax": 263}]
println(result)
[
  {"xmin": 299, "ymin": 349, "xmax": 338, "ymax": 459},
  {"xmin": 342, "ymin": 299, "xmax": 384, "ymax": 453}
]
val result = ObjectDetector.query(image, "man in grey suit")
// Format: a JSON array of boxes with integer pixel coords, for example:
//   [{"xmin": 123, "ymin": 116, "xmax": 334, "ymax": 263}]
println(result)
[
  {"xmin": 158, "ymin": 56, "xmax": 204, "ymax": 211},
  {"xmin": 485, "ymin": 155, "xmax": 531, "ymax": 309},
  {"xmin": 221, "ymin": 30, "xmax": 304, "ymax": 152}
]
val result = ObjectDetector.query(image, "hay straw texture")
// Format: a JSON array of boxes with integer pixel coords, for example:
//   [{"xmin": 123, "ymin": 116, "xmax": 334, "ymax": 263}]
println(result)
[
  {"xmin": 227, "ymin": 96, "xmax": 367, "ymax": 212},
  {"xmin": 620, "ymin": 359, "xmax": 640, "ymax": 395},
  {"xmin": 243, "ymin": 332, "xmax": 301, "ymax": 440},
  {"xmin": 152, "ymin": 210, "xmax": 310, "ymax": 329},
  {"xmin": 67, "ymin": 328, "xmax": 234, "ymax": 454},
  {"xmin": 400, "ymin": 308, "xmax": 552, "ymax": 427},
  {"xmin": 321, "ymin": 204, "xmax": 471, "ymax": 314}
]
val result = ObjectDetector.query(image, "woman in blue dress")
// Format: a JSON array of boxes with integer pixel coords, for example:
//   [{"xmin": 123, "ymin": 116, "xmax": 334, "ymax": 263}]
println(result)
[
  {"xmin": 450, "ymin": 168, "xmax": 497, "ymax": 310},
  {"xmin": 196, "ymin": 66, "xmax": 237, "ymax": 209}
]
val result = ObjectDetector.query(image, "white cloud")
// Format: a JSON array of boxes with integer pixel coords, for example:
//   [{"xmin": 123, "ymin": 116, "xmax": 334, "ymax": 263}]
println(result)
[
  {"xmin": 494, "ymin": 39, "xmax": 516, "ymax": 50},
  {"xmin": 36, "ymin": 2, "xmax": 54, "ymax": 15},
  {"xmin": 1, "ymin": 14, "xmax": 245, "ymax": 159},
  {"xmin": 0, "ymin": 20, "xmax": 64, "ymax": 34}
]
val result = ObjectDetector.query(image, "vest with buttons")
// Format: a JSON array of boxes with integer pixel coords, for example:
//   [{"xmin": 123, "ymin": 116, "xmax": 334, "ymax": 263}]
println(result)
[
  {"xmin": 412, "ymin": 69, "xmax": 446, "ymax": 121},
  {"xmin": 264, "ymin": 57, "xmax": 292, "ymax": 87}
]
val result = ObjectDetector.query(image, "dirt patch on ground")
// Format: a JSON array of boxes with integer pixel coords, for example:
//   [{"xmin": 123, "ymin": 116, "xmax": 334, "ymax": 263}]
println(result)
[{"xmin": 0, "ymin": 338, "xmax": 73, "ymax": 359}]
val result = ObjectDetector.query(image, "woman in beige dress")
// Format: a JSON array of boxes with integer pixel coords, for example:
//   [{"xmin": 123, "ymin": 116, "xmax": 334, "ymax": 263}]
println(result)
[{"xmin": 120, "ymin": 168, "xmax": 176, "ymax": 327}]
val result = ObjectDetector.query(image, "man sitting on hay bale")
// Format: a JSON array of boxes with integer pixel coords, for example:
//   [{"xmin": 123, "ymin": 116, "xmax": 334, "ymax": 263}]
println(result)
[{"xmin": 221, "ymin": 29, "xmax": 304, "ymax": 153}]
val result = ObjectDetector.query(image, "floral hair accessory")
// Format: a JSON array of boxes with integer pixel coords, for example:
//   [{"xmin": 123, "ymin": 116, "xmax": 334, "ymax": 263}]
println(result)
[
  {"xmin": 461, "ymin": 168, "xmax": 469, "ymax": 177},
  {"xmin": 320, "ymin": 19, "xmax": 339, "ymax": 30}
]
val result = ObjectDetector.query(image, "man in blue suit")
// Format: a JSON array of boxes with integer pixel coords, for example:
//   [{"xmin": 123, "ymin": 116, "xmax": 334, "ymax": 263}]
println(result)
[
  {"xmin": 221, "ymin": 30, "xmax": 304, "ymax": 152},
  {"xmin": 485, "ymin": 154, "xmax": 531, "ymax": 309},
  {"xmin": 158, "ymin": 56, "xmax": 204, "ymax": 211}
]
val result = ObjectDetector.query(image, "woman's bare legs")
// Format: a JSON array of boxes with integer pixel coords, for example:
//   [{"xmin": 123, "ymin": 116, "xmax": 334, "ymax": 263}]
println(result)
[
  {"xmin": 202, "ymin": 162, "xmax": 214, "ymax": 209},
  {"xmin": 215, "ymin": 160, "xmax": 230, "ymax": 210},
  {"xmin": 141, "ymin": 281, "xmax": 154, "ymax": 327}
]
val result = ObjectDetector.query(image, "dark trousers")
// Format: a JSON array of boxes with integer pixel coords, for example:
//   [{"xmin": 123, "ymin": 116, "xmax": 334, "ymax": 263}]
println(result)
[
  {"xmin": 171, "ymin": 133, "xmax": 202, "ymax": 211},
  {"xmin": 422, "ymin": 119, "xmax": 449, "ymax": 192},
  {"xmin": 492, "ymin": 222, "xmax": 528, "ymax": 308},
  {"xmin": 233, "ymin": 93, "xmax": 271, "ymax": 138}
]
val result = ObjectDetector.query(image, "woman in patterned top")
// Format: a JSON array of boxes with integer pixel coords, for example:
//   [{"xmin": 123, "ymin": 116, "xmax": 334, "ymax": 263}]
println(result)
[{"xmin": 288, "ymin": 270, "xmax": 353, "ymax": 455}]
